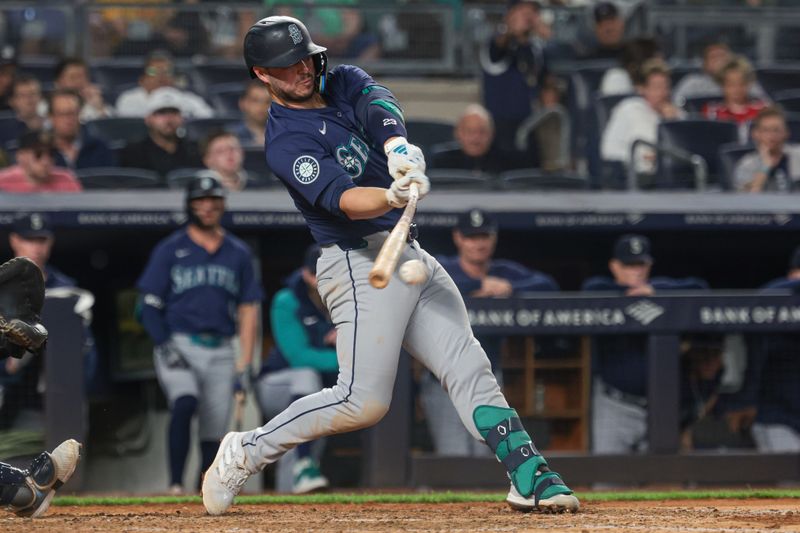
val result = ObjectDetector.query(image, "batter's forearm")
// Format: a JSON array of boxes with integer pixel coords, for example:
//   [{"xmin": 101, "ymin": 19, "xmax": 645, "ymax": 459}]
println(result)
[
  {"xmin": 339, "ymin": 187, "xmax": 393, "ymax": 220},
  {"xmin": 237, "ymin": 303, "xmax": 259, "ymax": 372}
]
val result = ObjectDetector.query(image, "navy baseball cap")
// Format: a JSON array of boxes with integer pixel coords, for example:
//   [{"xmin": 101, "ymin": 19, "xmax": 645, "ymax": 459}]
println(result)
[
  {"xmin": 613, "ymin": 234, "xmax": 652, "ymax": 265},
  {"xmin": 594, "ymin": 1, "xmax": 620, "ymax": 22},
  {"xmin": 12, "ymin": 212, "xmax": 53, "ymax": 239},
  {"xmin": 303, "ymin": 244, "xmax": 322, "ymax": 275},
  {"xmin": 456, "ymin": 208, "xmax": 498, "ymax": 236}
]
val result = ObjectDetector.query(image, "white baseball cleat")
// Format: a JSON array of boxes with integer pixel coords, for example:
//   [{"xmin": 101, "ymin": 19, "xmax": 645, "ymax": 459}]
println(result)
[
  {"xmin": 506, "ymin": 483, "xmax": 580, "ymax": 514},
  {"xmin": 202, "ymin": 432, "xmax": 251, "ymax": 515}
]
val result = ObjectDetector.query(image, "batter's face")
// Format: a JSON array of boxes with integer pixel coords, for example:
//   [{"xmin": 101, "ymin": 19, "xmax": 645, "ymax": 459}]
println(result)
[
  {"xmin": 190, "ymin": 197, "xmax": 225, "ymax": 228},
  {"xmin": 609, "ymin": 259, "xmax": 651, "ymax": 287},
  {"xmin": 454, "ymin": 230, "xmax": 497, "ymax": 265},
  {"xmin": 254, "ymin": 58, "xmax": 316, "ymax": 104}
]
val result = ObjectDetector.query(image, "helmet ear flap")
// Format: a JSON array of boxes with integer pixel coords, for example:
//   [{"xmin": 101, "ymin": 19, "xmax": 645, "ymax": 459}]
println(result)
[{"xmin": 313, "ymin": 52, "xmax": 328, "ymax": 93}]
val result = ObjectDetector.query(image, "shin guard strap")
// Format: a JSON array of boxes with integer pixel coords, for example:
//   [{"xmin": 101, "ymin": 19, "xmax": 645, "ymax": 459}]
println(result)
[
  {"xmin": 501, "ymin": 442, "xmax": 541, "ymax": 473},
  {"xmin": 485, "ymin": 417, "xmax": 524, "ymax": 453}
]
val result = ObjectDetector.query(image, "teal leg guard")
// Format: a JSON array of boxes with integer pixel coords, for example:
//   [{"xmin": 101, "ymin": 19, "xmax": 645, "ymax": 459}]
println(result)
[{"xmin": 473, "ymin": 405, "xmax": 573, "ymax": 504}]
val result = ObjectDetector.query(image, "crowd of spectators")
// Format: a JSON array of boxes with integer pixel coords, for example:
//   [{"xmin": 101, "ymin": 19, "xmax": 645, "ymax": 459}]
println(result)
[{"xmin": 0, "ymin": 1, "xmax": 797, "ymax": 192}]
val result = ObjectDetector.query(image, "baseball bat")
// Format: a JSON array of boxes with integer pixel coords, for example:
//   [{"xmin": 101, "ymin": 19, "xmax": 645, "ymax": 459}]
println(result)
[
  {"xmin": 369, "ymin": 183, "xmax": 419, "ymax": 289},
  {"xmin": 233, "ymin": 391, "xmax": 245, "ymax": 432}
]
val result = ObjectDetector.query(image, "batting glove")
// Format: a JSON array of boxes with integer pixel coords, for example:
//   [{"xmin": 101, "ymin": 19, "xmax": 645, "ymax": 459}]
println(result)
[
  {"xmin": 233, "ymin": 370, "xmax": 249, "ymax": 397},
  {"xmin": 384, "ymin": 136, "xmax": 426, "ymax": 181},
  {"xmin": 385, "ymin": 169, "xmax": 431, "ymax": 208}
]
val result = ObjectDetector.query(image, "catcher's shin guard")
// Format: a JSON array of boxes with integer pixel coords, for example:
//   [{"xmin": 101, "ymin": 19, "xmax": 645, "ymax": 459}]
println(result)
[{"xmin": 473, "ymin": 405, "xmax": 577, "ymax": 511}]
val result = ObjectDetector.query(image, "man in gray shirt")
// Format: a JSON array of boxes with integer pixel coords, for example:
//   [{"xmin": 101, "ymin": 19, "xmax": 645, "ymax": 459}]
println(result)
[{"xmin": 734, "ymin": 106, "xmax": 800, "ymax": 192}]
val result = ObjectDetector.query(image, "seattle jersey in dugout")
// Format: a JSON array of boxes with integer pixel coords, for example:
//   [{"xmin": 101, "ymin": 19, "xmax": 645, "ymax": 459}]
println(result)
[
  {"xmin": 265, "ymin": 65, "xmax": 405, "ymax": 245},
  {"xmin": 137, "ymin": 229, "xmax": 263, "ymax": 340}
]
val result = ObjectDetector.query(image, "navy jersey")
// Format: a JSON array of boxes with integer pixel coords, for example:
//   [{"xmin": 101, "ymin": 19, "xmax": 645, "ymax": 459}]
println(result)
[
  {"xmin": 437, "ymin": 256, "xmax": 559, "ymax": 295},
  {"xmin": 265, "ymin": 65, "xmax": 406, "ymax": 245},
  {"xmin": 731, "ymin": 276, "xmax": 800, "ymax": 432},
  {"xmin": 438, "ymin": 256, "xmax": 558, "ymax": 371},
  {"xmin": 137, "ymin": 229, "xmax": 264, "ymax": 343},
  {"xmin": 582, "ymin": 275, "xmax": 709, "ymax": 397}
]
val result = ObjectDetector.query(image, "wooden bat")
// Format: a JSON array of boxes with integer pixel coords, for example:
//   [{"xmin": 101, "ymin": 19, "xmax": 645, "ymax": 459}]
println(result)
[
  {"xmin": 233, "ymin": 391, "xmax": 245, "ymax": 432},
  {"xmin": 369, "ymin": 183, "xmax": 419, "ymax": 289}
]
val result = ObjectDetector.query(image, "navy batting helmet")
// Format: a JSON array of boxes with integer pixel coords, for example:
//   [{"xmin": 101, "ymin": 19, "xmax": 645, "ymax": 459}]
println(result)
[
  {"xmin": 243, "ymin": 16, "xmax": 328, "ymax": 91},
  {"xmin": 185, "ymin": 171, "xmax": 226, "ymax": 227}
]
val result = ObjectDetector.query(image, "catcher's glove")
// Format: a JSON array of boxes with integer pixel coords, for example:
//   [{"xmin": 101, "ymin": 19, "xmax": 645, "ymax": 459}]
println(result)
[{"xmin": 0, "ymin": 257, "xmax": 48, "ymax": 359}]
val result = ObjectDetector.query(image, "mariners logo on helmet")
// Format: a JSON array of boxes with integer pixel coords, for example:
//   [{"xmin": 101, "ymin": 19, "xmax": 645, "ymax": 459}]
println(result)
[
  {"xmin": 289, "ymin": 24, "xmax": 303, "ymax": 45},
  {"xmin": 293, "ymin": 155, "xmax": 320, "ymax": 184}
]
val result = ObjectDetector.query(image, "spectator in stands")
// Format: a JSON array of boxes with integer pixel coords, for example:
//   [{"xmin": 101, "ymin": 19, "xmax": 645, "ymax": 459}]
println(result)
[
  {"xmin": 0, "ymin": 75, "xmax": 45, "ymax": 149},
  {"xmin": 231, "ymin": 81, "xmax": 271, "ymax": 148},
  {"xmin": 119, "ymin": 87, "xmax": 202, "ymax": 179},
  {"xmin": 48, "ymin": 90, "xmax": 116, "ymax": 171},
  {"xmin": 600, "ymin": 37, "xmax": 661, "ymax": 96},
  {"xmin": 601, "ymin": 59, "xmax": 685, "ymax": 176},
  {"xmin": 430, "ymin": 104, "xmax": 528, "ymax": 174},
  {"xmin": 160, "ymin": 11, "xmax": 209, "ymax": 59},
  {"xmin": 53, "ymin": 57, "xmax": 114, "ymax": 122},
  {"xmin": 426, "ymin": 209, "xmax": 558, "ymax": 456},
  {"xmin": 725, "ymin": 246, "xmax": 800, "ymax": 453},
  {"xmin": 254, "ymin": 244, "xmax": 334, "ymax": 493},
  {"xmin": 673, "ymin": 40, "xmax": 766, "ymax": 106},
  {"xmin": 572, "ymin": 1, "xmax": 626, "ymax": 61},
  {"xmin": 116, "ymin": 50, "xmax": 213, "ymax": 119},
  {"xmin": 0, "ymin": 131, "xmax": 82, "ymax": 192},
  {"xmin": 733, "ymin": 106, "xmax": 800, "ymax": 192},
  {"xmin": 0, "ymin": 45, "xmax": 17, "ymax": 112},
  {"xmin": 480, "ymin": 0, "xmax": 550, "ymax": 151},
  {"xmin": 7, "ymin": 212, "xmax": 99, "ymax": 390},
  {"xmin": 703, "ymin": 55, "xmax": 766, "ymax": 128},
  {"xmin": 583, "ymin": 234, "xmax": 708, "ymax": 454},
  {"xmin": 201, "ymin": 131, "xmax": 249, "ymax": 191}
]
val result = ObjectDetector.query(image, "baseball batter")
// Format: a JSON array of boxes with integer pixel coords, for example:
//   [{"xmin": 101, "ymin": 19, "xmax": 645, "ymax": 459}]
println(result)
[
  {"xmin": 203, "ymin": 16, "xmax": 578, "ymax": 515},
  {"xmin": 138, "ymin": 175, "xmax": 264, "ymax": 493},
  {"xmin": 0, "ymin": 256, "xmax": 81, "ymax": 518}
]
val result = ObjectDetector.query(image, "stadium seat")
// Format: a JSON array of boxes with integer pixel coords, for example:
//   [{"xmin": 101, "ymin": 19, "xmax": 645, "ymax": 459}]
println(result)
[
  {"xmin": 183, "ymin": 116, "xmax": 241, "ymax": 141},
  {"xmin": 774, "ymin": 90, "xmax": 800, "ymax": 113},
  {"xmin": 191, "ymin": 62, "xmax": 250, "ymax": 94},
  {"xmin": 241, "ymin": 146, "xmax": 282, "ymax": 187},
  {"xmin": 90, "ymin": 61, "xmax": 146, "ymax": 91},
  {"xmin": 405, "ymin": 119, "xmax": 455, "ymax": 159},
  {"xmin": 76, "ymin": 167, "xmax": 161, "ymax": 189},
  {"xmin": 18, "ymin": 59, "xmax": 59, "ymax": 85},
  {"xmin": 207, "ymin": 83, "xmax": 245, "ymax": 116},
  {"xmin": 85, "ymin": 118, "xmax": 148, "ymax": 149},
  {"xmin": 718, "ymin": 142, "xmax": 755, "ymax": 190},
  {"xmin": 498, "ymin": 168, "xmax": 589, "ymax": 190},
  {"xmin": 166, "ymin": 168, "xmax": 207, "ymax": 190},
  {"xmin": 426, "ymin": 169, "xmax": 493, "ymax": 190},
  {"xmin": 681, "ymin": 95, "xmax": 723, "ymax": 115},
  {"xmin": 755, "ymin": 67, "xmax": 800, "ymax": 99},
  {"xmin": 669, "ymin": 64, "xmax": 701, "ymax": 89},
  {"xmin": 655, "ymin": 119, "xmax": 739, "ymax": 189}
]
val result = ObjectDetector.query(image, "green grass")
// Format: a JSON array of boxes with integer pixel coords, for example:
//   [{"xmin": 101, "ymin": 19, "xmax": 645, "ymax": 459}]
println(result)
[{"xmin": 53, "ymin": 488, "xmax": 800, "ymax": 507}]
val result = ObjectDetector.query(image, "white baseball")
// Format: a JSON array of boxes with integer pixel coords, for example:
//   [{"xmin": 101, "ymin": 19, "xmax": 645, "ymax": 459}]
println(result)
[{"xmin": 399, "ymin": 259, "xmax": 428, "ymax": 285}]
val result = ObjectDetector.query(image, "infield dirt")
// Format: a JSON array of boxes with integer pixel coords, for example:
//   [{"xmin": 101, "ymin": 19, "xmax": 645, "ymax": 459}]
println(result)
[{"xmin": 2, "ymin": 498, "xmax": 798, "ymax": 532}]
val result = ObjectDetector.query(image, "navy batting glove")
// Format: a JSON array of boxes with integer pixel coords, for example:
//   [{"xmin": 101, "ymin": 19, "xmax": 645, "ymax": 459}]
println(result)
[{"xmin": 233, "ymin": 370, "xmax": 248, "ymax": 396}]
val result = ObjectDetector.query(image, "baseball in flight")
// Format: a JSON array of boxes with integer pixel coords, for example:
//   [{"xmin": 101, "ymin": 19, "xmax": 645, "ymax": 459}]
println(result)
[{"xmin": 399, "ymin": 259, "xmax": 428, "ymax": 285}]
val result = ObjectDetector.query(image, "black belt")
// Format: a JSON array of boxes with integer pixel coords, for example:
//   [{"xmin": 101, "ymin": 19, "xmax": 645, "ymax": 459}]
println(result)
[
  {"xmin": 327, "ymin": 223, "xmax": 418, "ymax": 251},
  {"xmin": 600, "ymin": 382, "xmax": 648, "ymax": 408}
]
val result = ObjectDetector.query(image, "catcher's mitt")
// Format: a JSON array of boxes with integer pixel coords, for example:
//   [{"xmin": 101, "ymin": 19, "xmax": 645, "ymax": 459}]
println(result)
[{"xmin": 0, "ymin": 257, "xmax": 48, "ymax": 359}]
